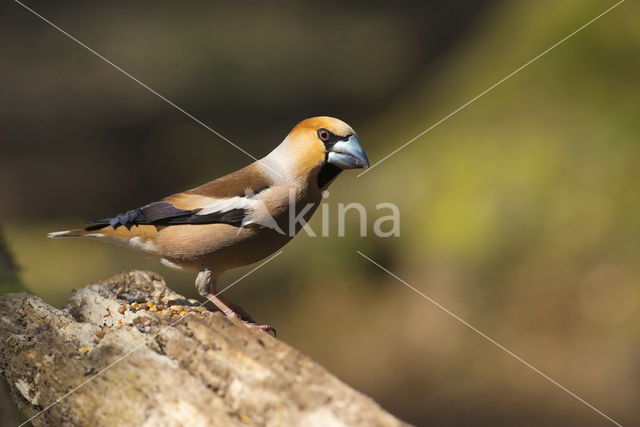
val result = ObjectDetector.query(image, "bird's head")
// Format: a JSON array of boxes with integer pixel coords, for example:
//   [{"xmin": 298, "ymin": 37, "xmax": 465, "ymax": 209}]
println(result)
[{"xmin": 264, "ymin": 116, "xmax": 369, "ymax": 188}]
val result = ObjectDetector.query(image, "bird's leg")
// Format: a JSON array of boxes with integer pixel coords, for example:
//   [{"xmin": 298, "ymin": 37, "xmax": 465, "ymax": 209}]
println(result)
[
  {"xmin": 195, "ymin": 269, "xmax": 275, "ymax": 334},
  {"xmin": 195, "ymin": 269, "xmax": 238, "ymax": 318}
]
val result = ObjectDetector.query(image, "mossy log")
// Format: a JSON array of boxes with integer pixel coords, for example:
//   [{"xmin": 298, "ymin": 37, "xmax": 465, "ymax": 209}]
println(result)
[{"xmin": 0, "ymin": 271, "xmax": 406, "ymax": 426}]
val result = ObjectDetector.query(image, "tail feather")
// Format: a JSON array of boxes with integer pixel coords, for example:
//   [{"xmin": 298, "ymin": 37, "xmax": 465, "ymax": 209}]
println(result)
[
  {"xmin": 48, "ymin": 223, "xmax": 161, "ymax": 254},
  {"xmin": 48, "ymin": 229, "xmax": 100, "ymax": 239}
]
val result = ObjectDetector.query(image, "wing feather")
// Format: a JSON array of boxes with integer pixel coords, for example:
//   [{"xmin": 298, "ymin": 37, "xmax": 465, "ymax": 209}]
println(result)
[{"xmin": 84, "ymin": 162, "xmax": 273, "ymax": 231}]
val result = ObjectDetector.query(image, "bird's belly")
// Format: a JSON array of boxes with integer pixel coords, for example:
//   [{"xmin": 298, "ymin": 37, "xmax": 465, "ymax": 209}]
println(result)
[{"xmin": 154, "ymin": 223, "xmax": 291, "ymax": 272}]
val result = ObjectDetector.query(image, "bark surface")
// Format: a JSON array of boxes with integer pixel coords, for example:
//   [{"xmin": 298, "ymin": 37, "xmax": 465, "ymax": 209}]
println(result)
[{"xmin": 0, "ymin": 270, "xmax": 405, "ymax": 426}]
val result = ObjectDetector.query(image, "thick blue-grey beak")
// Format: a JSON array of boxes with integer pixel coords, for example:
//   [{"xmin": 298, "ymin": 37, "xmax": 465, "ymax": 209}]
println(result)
[{"xmin": 327, "ymin": 135, "xmax": 369, "ymax": 169}]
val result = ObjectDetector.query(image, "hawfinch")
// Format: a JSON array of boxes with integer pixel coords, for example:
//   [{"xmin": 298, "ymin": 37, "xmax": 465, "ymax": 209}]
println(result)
[{"xmin": 49, "ymin": 116, "xmax": 368, "ymax": 331}]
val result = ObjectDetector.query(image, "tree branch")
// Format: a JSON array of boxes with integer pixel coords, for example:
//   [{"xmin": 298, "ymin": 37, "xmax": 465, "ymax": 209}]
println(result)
[{"xmin": 0, "ymin": 270, "xmax": 405, "ymax": 426}]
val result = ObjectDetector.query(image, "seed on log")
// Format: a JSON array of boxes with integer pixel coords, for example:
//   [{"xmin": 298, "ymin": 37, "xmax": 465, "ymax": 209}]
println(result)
[
  {"xmin": 118, "ymin": 306, "xmax": 126, "ymax": 315},
  {"xmin": 0, "ymin": 270, "xmax": 404, "ymax": 426},
  {"xmin": 239, "ymin": 414, "xmax": 253, "ymax": 423},
  {"xmin": 95, "ymin": 330, "xmax": 105, "ymax": 339}
]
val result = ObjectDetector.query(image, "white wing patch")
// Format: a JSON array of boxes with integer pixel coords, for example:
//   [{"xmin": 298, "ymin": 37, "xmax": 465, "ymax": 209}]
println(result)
[
  {"xmin": 195, "ymin": 196, "xmax": 258, "ymax": 216},
  {"xmin": 193, "ymin": 189, "xmax": 285, "ymax": 234}
]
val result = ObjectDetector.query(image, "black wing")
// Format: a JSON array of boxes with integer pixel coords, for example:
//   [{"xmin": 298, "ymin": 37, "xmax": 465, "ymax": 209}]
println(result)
[{"xmin": 85, "ymin": 201, "xmax": 246, "ymax": 230}]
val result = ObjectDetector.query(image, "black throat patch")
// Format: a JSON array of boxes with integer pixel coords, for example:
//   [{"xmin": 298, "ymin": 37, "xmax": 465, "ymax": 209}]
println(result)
[{"xmin": 317, "ymin": 163, "xmax": 342, "ymax": 189}]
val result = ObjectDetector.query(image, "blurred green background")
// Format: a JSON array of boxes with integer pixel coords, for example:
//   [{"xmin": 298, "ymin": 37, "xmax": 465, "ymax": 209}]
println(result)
[{"xmin": 2, "ymin": 0, "xmax": 639, "ymax": 425}]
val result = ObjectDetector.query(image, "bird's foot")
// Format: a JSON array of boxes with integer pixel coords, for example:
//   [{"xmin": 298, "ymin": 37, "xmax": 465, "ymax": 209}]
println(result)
[
  {"xmin": 246, "ymin": 322, "xmax": 276, "ymax": 336},
  {"xmin": 202, "ymin": 310, "xmax": 276, "ymax": 336}
]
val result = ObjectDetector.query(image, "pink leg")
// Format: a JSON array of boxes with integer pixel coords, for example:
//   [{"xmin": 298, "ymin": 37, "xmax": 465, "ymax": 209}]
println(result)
[
  {"xmin": 203, "ymin": 292, "xmax": 239, "ymax": 319},
  {"xmin": 197, "ymin": 270, "xmax": 275, "ymax": 335}
]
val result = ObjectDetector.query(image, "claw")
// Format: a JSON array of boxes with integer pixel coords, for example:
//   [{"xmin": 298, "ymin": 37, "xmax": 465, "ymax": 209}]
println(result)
[
  {"xmin": 202, "ymin": 309, "xmax": 276, "ymax": 336},
  {"xmin": 201, "ymin": 292, "xmax": 275, "ymax": 335},
  {"xmin": 246, "ymin": 322, "xmax": 276, "ymax": 336}
]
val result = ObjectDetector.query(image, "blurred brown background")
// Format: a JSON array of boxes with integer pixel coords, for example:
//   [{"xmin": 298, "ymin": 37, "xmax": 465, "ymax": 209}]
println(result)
[{"xmin": 2, "ymin": 0, "xmax": 639, "ymax": 425}]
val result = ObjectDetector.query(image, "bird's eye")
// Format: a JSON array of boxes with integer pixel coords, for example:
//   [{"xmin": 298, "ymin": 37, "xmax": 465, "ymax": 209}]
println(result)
[{"xmin": 317, "ymin": 128, "xmax": 331, "ymax": 142}]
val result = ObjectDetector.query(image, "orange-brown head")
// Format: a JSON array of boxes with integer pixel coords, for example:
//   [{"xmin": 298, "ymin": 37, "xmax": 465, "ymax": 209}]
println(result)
[{"xmin": 263, "ymin": 116, "xmax": 369, "ymax": 188}]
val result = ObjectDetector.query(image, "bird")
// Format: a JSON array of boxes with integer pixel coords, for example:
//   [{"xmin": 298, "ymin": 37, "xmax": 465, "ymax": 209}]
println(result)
[{"xmin": 49, "ymin": 116, "xmax": 368, "ymax": 332}]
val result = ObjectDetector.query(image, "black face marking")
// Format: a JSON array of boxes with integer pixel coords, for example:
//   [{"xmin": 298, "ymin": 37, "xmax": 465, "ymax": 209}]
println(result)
[
  {"xmin": 315, "ymin": 128, "xmax": 350, "ymax": 188},
  {"xmin": 85, "ymin": 201, "xmax": 246, "ymax": 230},
  {"xmin": 317, "ymin": 128, "xmax": 350, "ymax": 150},
  {"xmin": 317, "ymin": 163, "xmax": 342, "ymax": 189}
]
